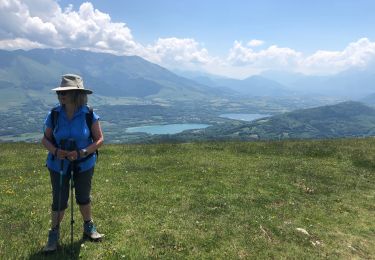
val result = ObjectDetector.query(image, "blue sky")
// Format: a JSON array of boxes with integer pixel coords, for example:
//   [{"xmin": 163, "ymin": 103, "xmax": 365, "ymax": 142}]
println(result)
[
  {"xmin": 57, "ymin": 0, "xmax": 375, "ymax": 55},
  {"xmin": 1, "ymin": 0, "xmax": 375, "ymax": 78}
]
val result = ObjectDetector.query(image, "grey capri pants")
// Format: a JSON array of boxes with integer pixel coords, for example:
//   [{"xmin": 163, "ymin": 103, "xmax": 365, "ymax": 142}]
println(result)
[{"xmin": 49, "ymin": 166, "xmax": 94, "ymax": 211}]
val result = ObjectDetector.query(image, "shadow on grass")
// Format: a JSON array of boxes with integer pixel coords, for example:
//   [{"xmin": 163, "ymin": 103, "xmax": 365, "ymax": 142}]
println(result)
[
  {"xmin": 28, "ymin": 239, "xmax": 83, "ymax": 260},
  {"xmin": 351, "ymin": 151, "xmax": 375, "ymax": 171},
  {"xmin": 352, "ymin": 158, "xmax": 375, "ymax": 171}
]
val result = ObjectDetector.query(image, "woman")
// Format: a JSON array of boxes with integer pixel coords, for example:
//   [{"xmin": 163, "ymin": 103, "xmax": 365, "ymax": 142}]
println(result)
[{"xmin": 42, "ymin": 74, "xmax": 104, "ymax": 252}]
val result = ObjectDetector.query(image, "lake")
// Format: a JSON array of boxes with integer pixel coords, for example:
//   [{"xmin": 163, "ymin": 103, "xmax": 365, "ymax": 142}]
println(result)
[
  {"xmin": 220, "ymin": 113, "xmax": 270, "ymax": 121},
  {"xmin": 126, "ymin": 123, "xmax": 211, "ymax": 135}
]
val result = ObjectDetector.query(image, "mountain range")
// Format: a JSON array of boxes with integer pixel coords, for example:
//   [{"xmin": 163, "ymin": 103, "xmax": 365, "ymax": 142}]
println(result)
[
  {"xmin": 180, "ymin": 67, "xmax": 375, "ymax": 99},
  {"xmin": 1, "ymin": 48, "xmax": 374, "ymax": 110},
  {"xmin": 0, "ymin": 48, "xmax": 222, "ymax": 110},
  {"xmin": 1, "ymin": 48, "xmax": 375, "ymax": 143}
]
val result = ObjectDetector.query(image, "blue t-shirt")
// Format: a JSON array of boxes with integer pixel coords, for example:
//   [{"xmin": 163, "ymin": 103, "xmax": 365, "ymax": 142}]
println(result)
[{"xmin": 44, "ymin": 105, "xmax": 100, "ymax": 174}]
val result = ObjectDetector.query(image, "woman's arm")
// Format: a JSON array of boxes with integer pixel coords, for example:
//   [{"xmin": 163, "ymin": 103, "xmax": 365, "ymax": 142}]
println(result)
[
  {"xmin": 42, "ymin": 127, "xmax": 57, "ymax": 154},
  {"xmin": 82, "ymin": 120, "xmax": 104, "ymax": 156},
  {"xmin": 42, "ymin": 128, "xmax": 67, "ymax": 159}
]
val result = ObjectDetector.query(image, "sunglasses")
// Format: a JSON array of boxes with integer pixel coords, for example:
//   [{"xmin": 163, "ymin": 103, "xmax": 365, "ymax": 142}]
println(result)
[{"xmin": 56, "ymin": 91, "xmax": 68, "ymax": 96}]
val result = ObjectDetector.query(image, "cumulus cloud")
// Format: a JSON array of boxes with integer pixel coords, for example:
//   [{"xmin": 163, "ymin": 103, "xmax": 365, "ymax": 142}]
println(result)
[
  {"xmin": 247, "ymin": 39, "xmax": 264, "ymax": 47},
  {"xmin": 227, "ymin": 40, "xmax": 302, "ymax": 68},
  {"xmin": 0, "ymin": 0, "xmax": 59, "ymax": 45},
  {"xmin": 0, "ymin": 0, "xmax": 375, "ymax": 77},
  {"xmin": 226, "ymin": 38, "xmax": 375, "ymax": 75},
  {"xmin": 142, "ymin": 38, "xmax": 217, "ymax": 69},
  {"xmin": 303, "ymin": 38, "xmax": 375, "ymax": 74},
  {"xmin": 22, "ymin": 0, "xmax": 60, "ymax": 20},
  {"xmin": 0, "ymin": 37, "xmax": 45, "ymax": 50},
  {"xmin": 0, "ymin": 0, "xmax": 141, "ymax": 53},
  {"xmin": 0, "ymin": 0, "xmax": 215, "ymax": 70}
]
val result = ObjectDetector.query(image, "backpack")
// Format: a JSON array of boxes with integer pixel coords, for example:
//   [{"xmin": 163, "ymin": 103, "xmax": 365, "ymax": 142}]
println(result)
[{"xmin": 49, "ymin": 106, "xmax": 99, "ymax": 161}]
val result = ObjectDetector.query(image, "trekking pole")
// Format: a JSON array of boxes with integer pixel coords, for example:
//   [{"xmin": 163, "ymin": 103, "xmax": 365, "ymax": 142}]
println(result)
[
  {"xmin": 67, "ymin": 139, "xmax": 77, "ymax": 258},
  {"xmin": 70, "ymin": 162, "xmax": 74, "ymax": 257},
  {"xmin": 57, "ymin": 139, "xmax": 66, "ymax": 231}
]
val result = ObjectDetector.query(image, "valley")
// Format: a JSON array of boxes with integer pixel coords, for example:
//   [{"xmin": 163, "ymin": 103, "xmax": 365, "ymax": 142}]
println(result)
[
  {"xmin": 0, "ymin": 48, "xmax": 372, "ymax": 144},
  {"xmin": 0, "ymin": 95, "xmax": 349, "ymax": 143}
]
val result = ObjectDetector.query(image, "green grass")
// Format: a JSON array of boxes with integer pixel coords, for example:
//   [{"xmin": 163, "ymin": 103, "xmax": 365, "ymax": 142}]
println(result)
[{"xmin": 0, "ymin": 139, "xmax": 374, "ymax": 259}]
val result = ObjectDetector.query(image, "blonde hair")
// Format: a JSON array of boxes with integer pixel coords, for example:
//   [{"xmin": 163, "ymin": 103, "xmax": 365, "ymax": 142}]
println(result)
[{"xmin": 71, "ymin": 90, "xmax": 88, "ymax": 108}]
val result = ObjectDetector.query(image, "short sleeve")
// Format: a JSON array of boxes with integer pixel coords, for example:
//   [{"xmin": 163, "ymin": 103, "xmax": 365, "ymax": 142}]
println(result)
[
  {"xmin": 93, "ymin": 111, "xmax": 100, "ymax": 123},
  {"xmin": 44, "ymin": 111, "xmax": 53, "ymax": 129}
]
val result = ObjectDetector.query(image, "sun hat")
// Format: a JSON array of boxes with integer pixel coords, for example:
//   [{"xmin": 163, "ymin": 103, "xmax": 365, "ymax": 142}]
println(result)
[{"xmin": 52, "ymin": 74, "xmax": 93, "ymax": 94}]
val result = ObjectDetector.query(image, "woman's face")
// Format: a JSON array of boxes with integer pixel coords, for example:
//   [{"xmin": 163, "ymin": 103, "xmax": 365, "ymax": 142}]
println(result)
[{"xmin": 56, "ymin": 91, "xmax": 74, "ymax": 105}]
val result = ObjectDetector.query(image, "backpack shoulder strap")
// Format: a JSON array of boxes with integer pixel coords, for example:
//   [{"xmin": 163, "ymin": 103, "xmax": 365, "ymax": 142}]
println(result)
[
  {"xmin": 47, "ymin": 106, "xmax": 59, "ymax": 160},
  {"xmin": 48, "ymin": 106, "xmax": 60, "ymax": 146},
  {"xmin": 50, "ymin": 106, "xmax": 59, "ymax": 131},
  {"xmin": 85, "ymin": 106, "xmax": 99, "ymax": 160},
  {"xmin": 85, "ymin": 106, "xmax": 94, "ymax": 140}
]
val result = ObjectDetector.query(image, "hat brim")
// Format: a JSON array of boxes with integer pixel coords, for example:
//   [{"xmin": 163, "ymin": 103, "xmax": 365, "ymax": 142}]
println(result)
[{"xmin": 51, "ymin": 87, "xmax": 93, "ymax": 94}]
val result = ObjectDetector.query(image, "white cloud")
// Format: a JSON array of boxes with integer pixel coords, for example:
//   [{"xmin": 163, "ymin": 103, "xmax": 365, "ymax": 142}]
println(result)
[
  {"xmin": 142, "ymin": 37, "xmax": 217, "ymax": 70},
  {"xmin": 22, "ymin": 0, "xmax": 60, "ymax": 20},
  {"xmin": 226, "ymin": 38, "xmax": 375, "ymax": 76},
  {"xmin": 303, "ymin": 38, "xmax": 375, "ymax": 74},
  {"xmin": 0, "ymin": 0, "xmax": 214, "ymax": 70},
  {"xmin": 0, "ymin": 0, "xmax": 59, "ymax": 45},
  {"xmin": 0, "ymin": 0, "xmax": 141, "ymax": 53},
  {"xmin": 227, "ymin": 41, "xmax": 302, "ymax": 68},
  {"xmin": 247, "ymin": 39, "xmax": 264, "ymax": 47},
  {"xmin": 0, "ymin": 37, "xmax": 45, "ymax": 50},
  {"xmin": 0, "ymin": 1, "xmax": 375, "ymax": 77}
]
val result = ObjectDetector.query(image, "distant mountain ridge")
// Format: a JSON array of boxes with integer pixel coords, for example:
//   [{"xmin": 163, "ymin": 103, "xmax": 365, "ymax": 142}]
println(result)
[
  {"xmin": 361, "ymin": 93, "xmax": 375, "ymax": 106},
  {"xmin": 2, "ymin": 48, "xmax": 375, "ymax": 143},
  {"xmin": 216, "ymin": 75, "xmax": 294, "ymax": 96},
  {"xmin": 181, "ymin": 67, "xmax": 375, "ymax": 99},
  {"xmin": 0, "ymin": 48, "xmax": 219, "ymax": 104},
  {"xmin": 261, "ymin": 68, "xmax": 375, "ymax": 99},
  {"xmin": 182, "ymin": 72, "xmax": 293, "ymax": 97},
  {"xmin": 5, "ymin": 48, "xmax": 371, "ymax": 105}
]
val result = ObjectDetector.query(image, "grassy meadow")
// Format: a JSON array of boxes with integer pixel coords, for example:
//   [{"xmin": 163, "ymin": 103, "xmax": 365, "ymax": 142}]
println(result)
[{"xmin": 0, "ymin": 139, "xmax": 374, "ymax": 259}]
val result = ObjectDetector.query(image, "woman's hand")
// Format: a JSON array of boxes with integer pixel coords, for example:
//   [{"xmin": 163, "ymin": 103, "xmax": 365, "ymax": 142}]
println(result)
[
  {"xmin": 56, "ymin": 149, "xmax": 68, "ymax": 160},
  {"xmin": 66, "ymin": 150, "xmax": 79, "ymax": 161}
]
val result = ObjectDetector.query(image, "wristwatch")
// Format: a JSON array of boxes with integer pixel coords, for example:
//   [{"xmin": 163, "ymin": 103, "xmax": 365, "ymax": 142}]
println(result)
[{"xmin": 81, "ymin": 148, "xmax": 88, "ymax": 157}]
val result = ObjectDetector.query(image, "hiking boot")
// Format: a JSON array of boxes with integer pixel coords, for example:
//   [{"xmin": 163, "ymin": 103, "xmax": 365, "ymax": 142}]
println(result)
[
  {"xmin": 83, "ymin": 220, "xmax": 104, "ymax": 241},
  {"xmin": 43, "ymin": 228, "xmax": 59, "ymax": 252}
]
